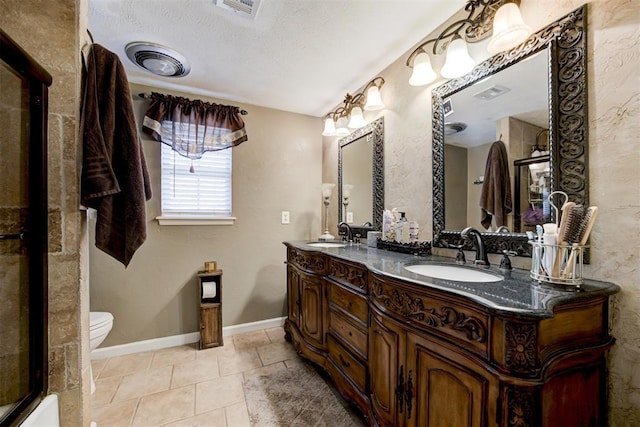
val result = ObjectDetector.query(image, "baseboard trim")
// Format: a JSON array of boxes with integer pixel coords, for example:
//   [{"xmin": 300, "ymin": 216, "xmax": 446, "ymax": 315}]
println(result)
[{"xmin": 91, "ymin": 316, "xmax": 286, "ymax": 360}]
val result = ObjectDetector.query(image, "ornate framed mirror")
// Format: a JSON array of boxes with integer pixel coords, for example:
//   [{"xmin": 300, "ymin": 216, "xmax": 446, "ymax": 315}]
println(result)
[
  {"xmin": 432, "ymin": 6, "xmax": 588, "ymax": 256},
  {"xmin": 338, "ymin": 117, "xmax": 384, "ymax": 234}
]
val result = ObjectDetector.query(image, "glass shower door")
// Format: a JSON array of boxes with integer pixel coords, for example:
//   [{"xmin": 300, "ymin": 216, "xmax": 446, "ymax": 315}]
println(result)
[{"xmin": 0, "ymin": 28, "xmax": 50, "ymax": 425}]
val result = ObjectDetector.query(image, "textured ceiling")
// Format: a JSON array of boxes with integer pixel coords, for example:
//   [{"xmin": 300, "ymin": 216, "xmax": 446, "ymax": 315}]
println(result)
[{"xmin": 88, "ymin": 0, "xmax": 465, "ymax": 117}]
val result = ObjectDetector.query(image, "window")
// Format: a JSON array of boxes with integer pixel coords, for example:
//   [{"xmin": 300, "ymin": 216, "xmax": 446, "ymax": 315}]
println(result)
[{"xmin": 157, "ymin": 143, "xmax": 234, "ymax": 225}]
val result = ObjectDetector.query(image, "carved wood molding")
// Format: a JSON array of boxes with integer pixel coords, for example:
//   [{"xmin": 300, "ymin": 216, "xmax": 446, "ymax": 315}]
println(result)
[
  {"xmin": 329, "ymin": 261, "xmax": 367, "ymax": 291},
  {"xmin": 504, "ymin": 322, "xmax": 538, "ymax": 375},
  {"xmin": 288, "ymin": 249, "xmax": 325, "ymax": 274},
  {"xmin": 372, "ymin": 281, "xmax": 487, "ymax": 343},
  {"xmin": 504, "ymin": 386, "xmax": 537, "ymax": 427}
]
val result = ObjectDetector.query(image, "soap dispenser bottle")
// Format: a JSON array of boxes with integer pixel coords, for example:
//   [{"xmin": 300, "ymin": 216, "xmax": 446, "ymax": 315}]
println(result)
[{"xmin": 398, "ymin": 212, "xmax": 409, "ymax": 243}]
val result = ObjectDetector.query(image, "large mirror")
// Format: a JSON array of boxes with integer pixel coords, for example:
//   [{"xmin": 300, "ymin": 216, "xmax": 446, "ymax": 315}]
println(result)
[
  {"xmin": 432, "ymin": 6, "xmax": 588, "ymax": 256},
  {"xmin": 338, "ymin": 117, "xmax": 384, "ymax": 233}
]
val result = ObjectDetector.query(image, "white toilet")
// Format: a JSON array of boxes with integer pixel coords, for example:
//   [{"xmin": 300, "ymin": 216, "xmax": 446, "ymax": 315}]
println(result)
[{"xmin": 89, "ymin": 311, "xmax": 113, "ymax": 394}]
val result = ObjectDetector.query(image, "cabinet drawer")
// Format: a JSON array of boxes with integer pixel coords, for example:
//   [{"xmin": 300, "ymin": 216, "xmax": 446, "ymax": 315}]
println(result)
[
  {"xmin": 329, "ymin": 310, "xmax": 367, "ymax": 358},
  {"xmin": 287, "ymin": 247, "xmax": 327, "ymax": 275},
  {"xmin": 328, "ymin": 258, "xmax": 367, "ymax": 293},
  {"xmin": 329, "ymin": 282, "xmax": 368, "ymax": 324},
  {"xmin": 328, "ymin": 335, "xmax": 366, "ymax": 393}
]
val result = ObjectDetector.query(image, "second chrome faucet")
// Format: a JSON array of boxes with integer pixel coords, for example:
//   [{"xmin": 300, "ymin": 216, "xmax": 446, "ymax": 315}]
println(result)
[{"xmin": 461, "ymin": 227, "xmax": 490, "ymax": 268}]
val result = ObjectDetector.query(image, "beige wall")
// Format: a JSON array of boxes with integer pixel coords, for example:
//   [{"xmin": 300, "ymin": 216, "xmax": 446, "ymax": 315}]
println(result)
[
  {"xmin": 444, "ymin": 144, "xmax": 467, "ymax": 230},
  {"xmin": 1, "ymin": 0, "xmax": 90, "ymax": 425},
  {"xmin": 342, "ymin": 136, "xmax": 373, "ymax": 225},
  {"xmin": 89, "ymin": 83, "xmax": 322, "ymax": 347},
  {"xmin": 322, "ymin": 0, "xmax": 639, "ymax": 424},
  {"xmin": 466, "ymin": 142, "xmax": 492, "ymax": 230}
]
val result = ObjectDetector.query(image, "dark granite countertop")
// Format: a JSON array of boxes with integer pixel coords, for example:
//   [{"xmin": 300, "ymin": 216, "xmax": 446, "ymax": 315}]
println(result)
[{"xmin": 284, "ymin": 241, "xmax": 620, "ymax": 318}]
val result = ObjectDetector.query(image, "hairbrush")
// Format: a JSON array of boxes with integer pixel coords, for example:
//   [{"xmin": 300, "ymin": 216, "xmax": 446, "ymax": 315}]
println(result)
[
  {"xmin": 562, "ymin": 206, "xmax": 598, "ymax": 279},
  {"xmin": 552, "ymin": 201, "xmax": 577, "ymax": 277}
]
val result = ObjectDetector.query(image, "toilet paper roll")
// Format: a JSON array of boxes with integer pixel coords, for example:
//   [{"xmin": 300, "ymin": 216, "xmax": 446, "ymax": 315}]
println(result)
[{"xmin": 202, "ymin": 282, "xmax": 217, "ymax": 299}]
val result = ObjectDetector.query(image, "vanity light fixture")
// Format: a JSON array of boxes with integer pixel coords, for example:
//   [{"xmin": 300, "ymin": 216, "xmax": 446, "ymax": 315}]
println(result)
[
  {"xmin": 322, "ymin": 77, "xmax": 385, "ymax": 136},
  {"xmin": 406, "ymin": 0, "xmax": 531, "ymax": 86},
  {"xmin": 487, "ymin": 2, "xmax": 532, "ymax": 54}
]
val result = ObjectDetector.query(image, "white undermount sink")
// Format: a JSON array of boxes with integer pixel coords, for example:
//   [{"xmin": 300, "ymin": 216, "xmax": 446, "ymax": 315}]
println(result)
[
  {"xmin": 404, "ymin": 264, "xmax": 503, "ymax": 283},
  {"xmin": 307, "ymin": 241, "xmax": 348, "ymax": 248}
]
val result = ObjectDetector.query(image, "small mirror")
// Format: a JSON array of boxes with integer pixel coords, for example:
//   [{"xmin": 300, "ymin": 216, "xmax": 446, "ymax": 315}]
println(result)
[{"xmin": 338, "ymin": 117, "xmax": 384, "ymax": 233}]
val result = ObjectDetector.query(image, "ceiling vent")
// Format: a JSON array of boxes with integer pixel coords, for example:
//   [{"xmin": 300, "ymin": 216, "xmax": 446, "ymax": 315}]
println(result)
[
  {"xmin": 473, "ymin": 85, "xmax": 511, "ymax": 101},
  {"xmin": 215, "ymin": 0, "xmax": 261, "ymax": 19},
  {"xmin": 125, "ymin": 42, "xmax": 191, "ymax": 78},
  {"xmin": 445, "ymin": 122, "xmax": 468, "ymax": 135}
]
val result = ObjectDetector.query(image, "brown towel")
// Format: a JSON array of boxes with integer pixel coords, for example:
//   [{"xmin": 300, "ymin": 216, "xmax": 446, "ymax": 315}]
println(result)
[
  {"xmin": 81, "ymin": 44, "xmax": 152, "ymax": 267},
  {"xmin": 479, "ymin": 140, "xmax": 512, "ymax": 229}
]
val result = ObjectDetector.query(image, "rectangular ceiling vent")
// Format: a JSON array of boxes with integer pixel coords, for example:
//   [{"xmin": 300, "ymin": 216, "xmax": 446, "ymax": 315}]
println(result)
[
  {"xmin": 216, "ymin": 0, "xmax": 261, "ymax": 19},
  {"xmin": 473, "ymin": 85, "xmax": 511, "ymax": 101}
]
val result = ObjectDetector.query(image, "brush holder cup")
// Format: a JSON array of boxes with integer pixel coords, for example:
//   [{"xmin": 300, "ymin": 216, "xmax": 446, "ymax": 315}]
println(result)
[{"xmin": 529, "ymin": 241, "xmax": 586, "ymax": 287}]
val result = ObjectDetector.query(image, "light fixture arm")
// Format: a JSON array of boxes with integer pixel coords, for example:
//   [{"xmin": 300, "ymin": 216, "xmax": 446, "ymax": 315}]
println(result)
[
  {"xmin": 324, "ymin": 76, "xmax": 386, "ymax": 124},
  {"xmin": 406, "ymin": 0, "xmax": 519, "ymax": 68}
]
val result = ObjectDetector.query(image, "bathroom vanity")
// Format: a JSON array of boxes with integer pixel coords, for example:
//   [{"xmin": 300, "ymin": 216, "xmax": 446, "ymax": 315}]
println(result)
[{"xmin": 283, "ymin": 241, "xmax": 618, "ymax": 427}]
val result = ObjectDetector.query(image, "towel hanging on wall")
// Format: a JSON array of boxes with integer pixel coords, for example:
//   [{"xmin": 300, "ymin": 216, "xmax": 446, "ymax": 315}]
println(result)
[{"xmin": 80, "ymin": 43, "xmax": 152, "ymax": 267}]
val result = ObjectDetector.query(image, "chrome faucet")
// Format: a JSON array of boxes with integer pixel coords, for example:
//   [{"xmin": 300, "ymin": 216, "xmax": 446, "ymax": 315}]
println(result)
[
  {"xmin": 496, "ymin": 226, "xmax": 510, "ymax": 233},
  {"xmin": 338, "ymin": 222, "xmax": 353, "ymax": 242},
  {"xmin": 461, "ymin": 227, "xmax": 490, "ymax": 268}
]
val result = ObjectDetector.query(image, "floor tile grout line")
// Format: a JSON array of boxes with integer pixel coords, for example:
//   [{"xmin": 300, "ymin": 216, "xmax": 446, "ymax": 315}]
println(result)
[{"xmin": 129, "ymin": 397, "xmax": 141, "ymax": 427}]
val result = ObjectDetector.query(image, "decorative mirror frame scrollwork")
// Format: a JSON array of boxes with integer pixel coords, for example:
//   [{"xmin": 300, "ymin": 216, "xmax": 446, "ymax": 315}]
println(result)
[
  {"xmin": 338, "ymin": 116, "xmax": 384, "ymax": 231},
  {"xmin": 432, "ymin": 5, "xmax": 588, "ymax": 256}
]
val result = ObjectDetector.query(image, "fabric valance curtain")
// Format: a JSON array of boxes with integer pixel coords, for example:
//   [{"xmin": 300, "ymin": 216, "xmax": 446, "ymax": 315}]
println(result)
[{"xmin": 142, "ymin": 92, "xmax": 248, "ymax": 159}]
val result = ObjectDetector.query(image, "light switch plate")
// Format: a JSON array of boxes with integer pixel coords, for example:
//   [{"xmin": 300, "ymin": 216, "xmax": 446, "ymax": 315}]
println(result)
[
  {"xmin": 281, "ymin": 211, "xmax": 290, "ymax": 224},
  {"xmin": 346, "ymin": 212, "xmax": 353, "ymax": 223}
]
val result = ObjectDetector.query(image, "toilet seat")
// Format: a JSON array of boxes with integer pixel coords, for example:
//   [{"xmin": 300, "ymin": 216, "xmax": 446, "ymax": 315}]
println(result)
[{"xmin": 90, "ymin": 311, "xmax": 113, "ymax": 331}]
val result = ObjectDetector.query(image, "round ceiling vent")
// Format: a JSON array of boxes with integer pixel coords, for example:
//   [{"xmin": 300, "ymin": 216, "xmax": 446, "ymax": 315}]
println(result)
[
  {"xmin": 444, "ymin": 122, "xmax": 467, "ymax": 135},
  {"xmin": 125, "ymin": 42, "xmax": 190, "ymax": 77}
]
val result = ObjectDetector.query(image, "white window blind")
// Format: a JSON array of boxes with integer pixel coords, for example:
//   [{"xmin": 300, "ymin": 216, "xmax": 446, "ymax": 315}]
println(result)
[{"xmin": 160, "ymin": 142, "xmax": 232, "ymax": 217}]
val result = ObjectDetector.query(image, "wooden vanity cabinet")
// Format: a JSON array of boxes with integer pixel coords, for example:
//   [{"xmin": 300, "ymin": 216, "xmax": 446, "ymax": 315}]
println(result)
[
  {"xmin": 368, "ymin": 272, "xmax": 613, "ymax": 427},
  {"xmin": 284, "ymin": 247, "xmax": 328, "ymax": 366},
  {"xmin": 370, "ymin": 305, "xmax": 498, "ymax": 427},
  {"xmin": 284, "ymin": 243, "xmax": 615, "ymax": 427}
]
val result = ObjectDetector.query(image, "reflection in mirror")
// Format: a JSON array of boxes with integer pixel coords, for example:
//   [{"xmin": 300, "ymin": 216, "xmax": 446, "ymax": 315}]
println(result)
[
  {"xmin": 432, "ymin": 6, "xmax": 588, "ymax": 256},
  {"xmin": 444, "ymin": 50, "xmax": 549, "ymax": 233},
  {"xmin": 341, "ymin": 139, "xmax": 372, "ymax": 224},
  {"xmin": 338, "ymin": 117, "xmax": 384, "ymax": 233}
]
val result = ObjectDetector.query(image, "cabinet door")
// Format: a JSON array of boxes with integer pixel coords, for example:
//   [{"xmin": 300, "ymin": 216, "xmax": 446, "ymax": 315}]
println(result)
[
  {"xmin": 369, "ymin": 309, "xmax": 406, "ymax": 427},
  {"xmin": 287, "ymin": 265, "xmax": 301, "ymax": 326},
  {"xmin": 406, "ymin": 332, "xmax": 496, "ymax": 427},
  {"xmin": 300, "ymin": 273, "xmax": 326, "ymax": 349}
]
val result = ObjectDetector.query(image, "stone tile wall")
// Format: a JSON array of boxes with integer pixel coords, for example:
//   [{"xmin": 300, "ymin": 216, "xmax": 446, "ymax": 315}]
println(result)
[{"xmin": 0, "ymin": 0, "xmax": 89, "ymax": 424}]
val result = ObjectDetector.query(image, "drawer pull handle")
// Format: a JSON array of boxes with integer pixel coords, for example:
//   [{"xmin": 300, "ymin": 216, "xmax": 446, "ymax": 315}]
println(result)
[{"xmin": 338, "ymin": 354, "xmax": 351, "ymax": 368}]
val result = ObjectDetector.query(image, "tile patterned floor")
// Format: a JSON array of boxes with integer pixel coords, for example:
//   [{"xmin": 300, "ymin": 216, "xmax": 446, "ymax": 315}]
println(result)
[{"xmin": 91, "ymin": 327, "xmax": 306, "ymax": 426}]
